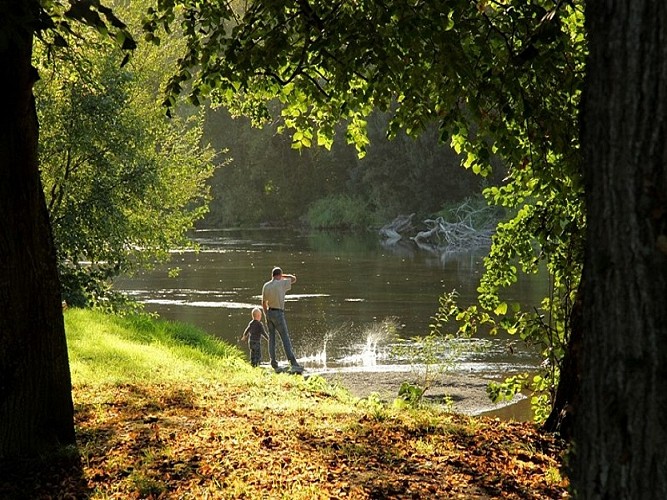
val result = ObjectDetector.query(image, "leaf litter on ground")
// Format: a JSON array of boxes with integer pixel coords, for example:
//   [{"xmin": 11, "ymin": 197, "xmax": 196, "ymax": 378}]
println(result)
[
  {"xmin": 0, "ymin": 375, "xmax": 568, "ymax": 499},
  {"xmin": 1, "ymin": 377, "xmax": 569, "ymax": 499}
]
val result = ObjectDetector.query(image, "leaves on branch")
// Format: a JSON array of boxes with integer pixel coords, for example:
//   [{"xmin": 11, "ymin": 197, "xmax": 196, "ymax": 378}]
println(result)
[{"xmin": 38, "ymin": 0, "xmax": 137, "ymax": 52}]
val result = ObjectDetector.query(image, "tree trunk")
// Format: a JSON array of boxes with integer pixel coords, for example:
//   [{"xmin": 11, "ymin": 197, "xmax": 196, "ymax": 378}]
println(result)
[
  {"xmin": 0, "ymin": 3, "xmax": 75, "ymax": 458},
  {"xmin": 573, "ymin": 1, "xmax": 667, "ymax": 497},
  {"xmin": 542, "ymin": 281, "xmax": 583, "ymax": 440}
]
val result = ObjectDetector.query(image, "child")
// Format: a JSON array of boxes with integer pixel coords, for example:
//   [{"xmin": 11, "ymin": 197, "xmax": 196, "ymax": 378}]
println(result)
[{"xmin": 241, "ymin": 307, "xmax": 269, "ymax": 367}]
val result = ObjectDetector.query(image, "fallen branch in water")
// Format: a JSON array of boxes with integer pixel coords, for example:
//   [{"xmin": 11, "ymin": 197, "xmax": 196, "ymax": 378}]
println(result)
[{"xmin": 380, "ymin": 200, "xmax": 498, "ymax": 254}]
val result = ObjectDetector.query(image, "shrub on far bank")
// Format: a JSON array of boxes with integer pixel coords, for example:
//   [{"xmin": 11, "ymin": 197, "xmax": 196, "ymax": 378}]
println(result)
[{"xmin": 306, "ymin": 195, "xmax": 375, "ymax": 230}]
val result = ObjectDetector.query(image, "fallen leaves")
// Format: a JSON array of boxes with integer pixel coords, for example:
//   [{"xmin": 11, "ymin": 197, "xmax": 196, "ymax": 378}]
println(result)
[{"xmin": 0, "ymin": 380, "xmax": 569, "ymax": 499}]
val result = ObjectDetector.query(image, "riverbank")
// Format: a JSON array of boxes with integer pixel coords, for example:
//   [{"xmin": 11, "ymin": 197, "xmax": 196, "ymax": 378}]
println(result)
[
  {"xmin": 0, "ymin": 309, "xmax": 567, "ymax": 499},
  {"xmin": 317, "ymin": 369, "xmax": 527, "ymax": 416}
]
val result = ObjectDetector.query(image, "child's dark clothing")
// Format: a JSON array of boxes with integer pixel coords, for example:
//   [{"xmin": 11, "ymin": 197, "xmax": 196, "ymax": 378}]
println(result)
[{"xmin": 243, "ymin": 319, "xmax": 267, "ymax": 367}]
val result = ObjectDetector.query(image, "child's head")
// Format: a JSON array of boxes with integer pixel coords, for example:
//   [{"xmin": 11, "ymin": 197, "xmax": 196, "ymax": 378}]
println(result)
[{"xmin": 251, "ymin": 307, "xmax": 262, "ymax": 320}]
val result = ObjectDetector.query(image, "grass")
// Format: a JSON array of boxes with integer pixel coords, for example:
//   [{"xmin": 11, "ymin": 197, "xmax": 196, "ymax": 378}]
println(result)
[
  {"xmin": 67, "ymin": 309, "xmax": 356, "ymax": 416},
  {"xmin": 66, "ymin": 308, "xmax": 246, "ymax": 386},
  {"xmin": 1, "ymin": 309, "xmax": 568, "ymax": 499}
]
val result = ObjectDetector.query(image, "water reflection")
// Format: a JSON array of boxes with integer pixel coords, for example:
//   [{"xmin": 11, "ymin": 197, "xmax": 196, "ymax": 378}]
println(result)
[{"xmin": 115, "ymin": 228, "xmax": 546, "ymax": 376}]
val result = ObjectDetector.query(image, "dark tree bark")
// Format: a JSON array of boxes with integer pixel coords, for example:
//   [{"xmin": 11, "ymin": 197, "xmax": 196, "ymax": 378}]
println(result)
[
  {"xmin": 543, "ymin": 283, "xmax": 583, "ymax": 440},
  {"xmin": 573, "ymin": 1, "xmax": 667, "ymax": 497},
  {"xmin": 0, "ymin": 2, "xmax": 75, "ymax": 458}
]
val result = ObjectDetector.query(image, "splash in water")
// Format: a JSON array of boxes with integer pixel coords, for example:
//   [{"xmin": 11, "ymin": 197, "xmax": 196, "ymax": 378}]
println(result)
[
  {"xmin": 337, "ymin": 318, "xmax": 400, "ymax": 367},
  {"xmin": 298, "ymin": 323, "xmax": 348, "ymax": 368},
  {"xmin": 297, "ymin": 318, "xmax": 401, "ymax": 369}
]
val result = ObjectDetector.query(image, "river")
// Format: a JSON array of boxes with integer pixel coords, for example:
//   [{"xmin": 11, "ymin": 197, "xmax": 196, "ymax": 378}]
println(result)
[{"xmin": 115, "ymin": 228, "xmax": 546, "ymax": 380}]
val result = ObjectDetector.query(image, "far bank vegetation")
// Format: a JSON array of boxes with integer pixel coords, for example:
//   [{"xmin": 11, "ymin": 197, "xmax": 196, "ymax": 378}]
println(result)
[{"xmin": 202, "ymin": 110, "xmax": 504, "ymax": 232}]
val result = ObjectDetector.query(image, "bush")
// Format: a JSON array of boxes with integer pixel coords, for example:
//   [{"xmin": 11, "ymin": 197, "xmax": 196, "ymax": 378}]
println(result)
[{"xmin": 306, "ymin": 195, "xmax": 374, "ymax": 230}]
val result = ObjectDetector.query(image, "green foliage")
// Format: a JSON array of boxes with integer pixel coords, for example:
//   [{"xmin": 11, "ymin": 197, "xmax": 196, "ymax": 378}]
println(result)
[
  {"xmin": 306, "ymin": 195, "xmax": 374, "ymax": 230},
  {"xmin": 453, "ymin": 3, "xmax": 586, "ymax": 424},
  {"xmin": 396, "ymin": 382, "xmax": 426, "ymax": 407},
  {"xmin": 530, "ymin": 374, "xmax": 554, "ymax": 423},
  {"xmin": 441, "ymin": 4, "xmax": 586, "ymax": 419},
  {"xmin": 488, "ymin": 372, "xmax": 553, "ymax": 424},
  {"xmin": 487, "ymin": 374, "xmax": 528, "ymax": 404},
  {"xmin": 35, "ymin": 1, "xmax": 220, "ymax": 308},
  {"xmin": 58, "ymin": 264, "xmax": 143, "ymax": 312}
]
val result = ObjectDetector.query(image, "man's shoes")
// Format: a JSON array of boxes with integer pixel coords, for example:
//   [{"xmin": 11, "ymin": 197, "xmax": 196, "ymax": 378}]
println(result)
[{"xmin": 270, "ymin": 362, "xmax": 303, "ymax": 374}]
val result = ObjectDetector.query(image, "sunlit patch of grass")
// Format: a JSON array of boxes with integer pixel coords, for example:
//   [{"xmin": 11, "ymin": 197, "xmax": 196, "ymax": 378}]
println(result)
[
  {"xmin": 65, "ymin": 308, "xmax": 245, "ymax": 386},
  {"xmin": 234, "ymin": 369, "xmax": 360, "ymax": 417},
  {"xmin": 66, "ymin": 308, "xmax": 365, "ymax": 428}
]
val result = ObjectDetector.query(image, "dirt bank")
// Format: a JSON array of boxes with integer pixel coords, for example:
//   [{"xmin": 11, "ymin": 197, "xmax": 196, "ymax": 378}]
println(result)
[{"xmin": 317, "ymin": 369, "xmax": 527, "ymax": 416}]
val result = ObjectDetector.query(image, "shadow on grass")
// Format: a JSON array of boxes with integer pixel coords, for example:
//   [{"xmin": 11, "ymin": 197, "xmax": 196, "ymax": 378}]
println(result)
[
  {"xmin": 0, "ymin": 383, "xmax": 201, "ymax": 499},
  {"xmin": 0, "ymin": 381, "xmax": 565, "ymax": 498},
  {"xmin": 0, "ymin": 447, "xmax": 90, "ymax": 499},
  {"xmin": 289, "ymin": 414, "xmax": 564, "ymax": 499}
]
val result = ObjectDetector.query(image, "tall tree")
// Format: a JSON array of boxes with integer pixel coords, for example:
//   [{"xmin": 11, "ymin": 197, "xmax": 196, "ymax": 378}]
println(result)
[
  {"xmin": 573, "ymin": 1, "xmax": 667, "ymax": 496},
  {"xmin": 0, "ymin": 0, "xmax": 134, "ymax": 458},
  {"xmin": 35, "ymin": 8, "xmax": 216, "ymax": 308},
  {"xmin": 0, "ymin": 1, "xmax": 75, "ymax": 457}
]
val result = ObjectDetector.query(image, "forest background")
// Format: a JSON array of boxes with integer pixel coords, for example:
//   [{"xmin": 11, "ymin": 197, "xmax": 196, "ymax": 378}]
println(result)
[{"xmin": 203, "ymin": 107, "xmax": 492, "ymax": 229}]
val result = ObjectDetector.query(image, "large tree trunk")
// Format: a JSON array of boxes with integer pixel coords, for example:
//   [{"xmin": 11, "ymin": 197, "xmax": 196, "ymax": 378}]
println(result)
[
  {"xmin": 573, "ymin": 1, "xmax": 667, "ymax": 497},
  {"xmin": 0, "ymin": 3, "xmax": 75, "ymax": 458}
]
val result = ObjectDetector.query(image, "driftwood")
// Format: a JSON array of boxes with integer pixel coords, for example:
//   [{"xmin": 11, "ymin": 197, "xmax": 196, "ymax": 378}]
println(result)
[
  {"xmin": 381, "ymin": 201, "xmax": 497, "ymax": 254},
  {"xmin": 378, "ymin": 213, "xmax": 415, "ymax": 242},
  {"xmin": 413, "ymin": 219, "xmax": 442, "ymax": 244}
]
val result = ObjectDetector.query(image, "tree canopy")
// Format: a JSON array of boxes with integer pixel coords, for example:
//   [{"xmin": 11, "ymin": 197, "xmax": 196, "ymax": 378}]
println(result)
[{"xmin": 35, "ymin": 0, "xmax": 218, "ymax": 308}]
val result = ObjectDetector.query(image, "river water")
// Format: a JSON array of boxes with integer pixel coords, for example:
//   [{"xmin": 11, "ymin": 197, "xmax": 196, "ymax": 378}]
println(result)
[{"xmin": 116, "ymin": 228, "xmax": 546, "ymax": 381}]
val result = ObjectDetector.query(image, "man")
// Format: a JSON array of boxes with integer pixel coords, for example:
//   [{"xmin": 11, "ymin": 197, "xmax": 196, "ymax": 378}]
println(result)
[{"xmin": 262, "ymin": 266, "xmax": 302, "ymax": 372}]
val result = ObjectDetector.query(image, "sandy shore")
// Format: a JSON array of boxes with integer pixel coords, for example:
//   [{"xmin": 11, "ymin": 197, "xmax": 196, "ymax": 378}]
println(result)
[{"xmin": 316, "ymin": 369, "xmax": 527, "ymax": 417}]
